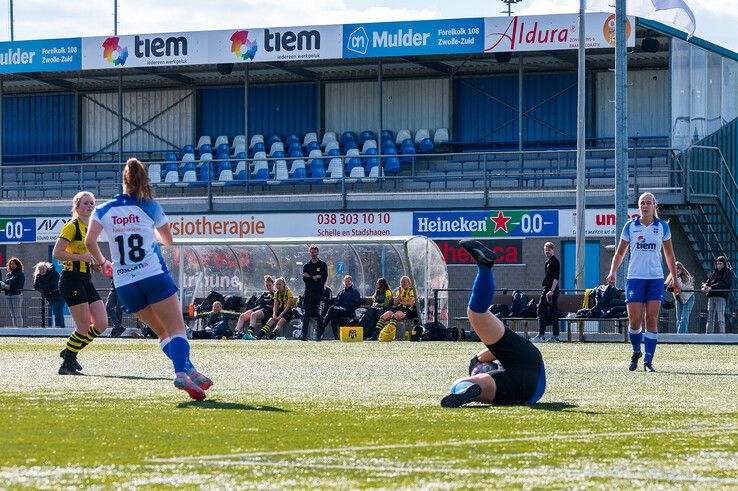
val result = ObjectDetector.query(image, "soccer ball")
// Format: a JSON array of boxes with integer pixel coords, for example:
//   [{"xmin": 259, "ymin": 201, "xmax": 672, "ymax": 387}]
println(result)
[{"xmin": 471, "ymin": 361, "xmax": 499, "ymax": 376}]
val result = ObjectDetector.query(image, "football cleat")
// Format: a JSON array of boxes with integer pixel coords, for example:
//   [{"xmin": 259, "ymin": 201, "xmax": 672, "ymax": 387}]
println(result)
[
  {"xmin": 629, "ymin": 351, "xmax": 642, "ymax": 372},
  {"xmin": 643, "ymin": 362, "xmax": 656, "ymax": 372},
  {"xmin": 241, "ymin": 332, "xmax": 257, "ymax": 340},
  {"xmin": 59, "ymin": 348, "xmax": 82, "ymax": 372},
  {"xmin": 187, "ymin": 369, "xmax": 213, "ymax": 391},
  {"xmin": 174, "ymin": 373, "xmax": 206, "ymax": 400},
  {"xmin": 440, "ymin": 382, "xmax": 482, "ymax": 408},
  {"xmin": 459, "ymin": 239, "xmax": 499, "ymax": 268},
  {"xmin": 531, "ymin": 335, "xmax": 546, "ymax": 343}
]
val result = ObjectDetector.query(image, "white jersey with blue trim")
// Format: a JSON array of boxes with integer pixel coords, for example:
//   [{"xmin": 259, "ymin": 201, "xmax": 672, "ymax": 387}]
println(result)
[
  {"xmin": 620, "ymin": 217, "xmax": 671, "ymax": 279},
  {"xmin": 91, "ymin": 194, "xmax": 169, "ymax": 287}
]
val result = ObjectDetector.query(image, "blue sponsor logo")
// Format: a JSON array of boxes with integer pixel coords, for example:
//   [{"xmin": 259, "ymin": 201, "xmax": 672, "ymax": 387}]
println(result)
[
  {"xmin": 0, "ymin": 38, "xmax": 81, "ymax": 74},
  {"xmin": 343, "ymin": 18, "xmax": 484, "ymax": 58}
]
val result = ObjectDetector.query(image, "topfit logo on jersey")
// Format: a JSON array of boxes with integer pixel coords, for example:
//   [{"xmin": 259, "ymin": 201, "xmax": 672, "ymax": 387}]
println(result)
[
  {"xmin": 102, "ymin": 37, "xmax": 128, "ymax": 66},
  {"xmin": 112, "ymin": 214, "xmax": 140, "ymax": 226}
]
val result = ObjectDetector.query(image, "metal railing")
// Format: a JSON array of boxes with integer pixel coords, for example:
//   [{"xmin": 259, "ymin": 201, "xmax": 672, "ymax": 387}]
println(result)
[
  {"xmin": 431, "ymin": 287, "xmax": 738, "ymax": 336},
  {"xmin": 0, "ymin": 146, "xmax": 681, "ymax": 204}
]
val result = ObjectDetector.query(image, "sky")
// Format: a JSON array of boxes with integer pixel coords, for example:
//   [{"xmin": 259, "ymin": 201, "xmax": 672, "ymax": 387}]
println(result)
[{"xmin": 0, "ymin": 0, "xmax": 736, "ymax": 53}]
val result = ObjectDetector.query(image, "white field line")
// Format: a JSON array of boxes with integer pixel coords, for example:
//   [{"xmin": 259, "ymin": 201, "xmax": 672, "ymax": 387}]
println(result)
[
  {"xmin": 153, "ymin": 425, "xmax": 738, "ymax": 463},
  {"xmin": 210, "ymin": 460, "xmax": 738, "ymax": 485}
]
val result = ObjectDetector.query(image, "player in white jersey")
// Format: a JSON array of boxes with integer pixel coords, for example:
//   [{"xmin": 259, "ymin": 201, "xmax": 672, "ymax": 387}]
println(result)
[
  {"xmin": 85, "ymin": 158, "xmax": 211, "ymax": 400},
  {"xmin": 606, "ymin": 192, "xmax": 679, "ymax": 372}
]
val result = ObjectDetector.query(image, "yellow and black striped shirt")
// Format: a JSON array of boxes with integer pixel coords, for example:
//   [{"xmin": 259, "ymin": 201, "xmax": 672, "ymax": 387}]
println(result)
[
  {"xmin": 274, "ymin": 289, "xmax": 294, "ymax": 310},
  {"xmin": 396, "ymin": 287, "xmax": 415, "ymax": 311},
  {"xmin": 58, "ymin": 218, "xmax": 92, "ymax": 273}
]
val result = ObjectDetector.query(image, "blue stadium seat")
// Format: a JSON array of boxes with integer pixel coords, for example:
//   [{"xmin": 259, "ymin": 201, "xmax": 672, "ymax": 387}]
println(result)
[
  {"xmin": 216, "ymin": 143, "xmax": 230, "ymax": 156},
  {"xmin": 285, "ymin": 134, "xmax": 300, "ymax": 147},
  {"xmin": 381, "ymin": 130, "xmax": 394, "ymax": 142},
  {"xmin": 165, "ymin": 153, "xmax": 178, "ymax": 162},
  {"xmin": 235, "ymin": 169, "xmax": 247, "ymax": 182},
  {"xmin": 401, "ymin": 139, "xmax": 414, "ymax": 151},
  {"xmin": 215, "ymin": 151, "xmax": 230, "ymax": 161},
  {"xmin": 272, "ymin": 150, "xmax": 285, "ymax": 161},
  {"xmin": 400, "ymin": 144, "xmax": 415, "ymax": 165},
  {"xmin": 199, "ymin": 144, "xmax": 212, "ymax": 156},
  {"xmin": 306, "ymin": 140, "xmax": 321, "ymax": 153},
  {"xmin": 267, "ymin": 134, "xmax": 282, "ymax": 147},
  {"xmin": 384, "ymin": 156, "xmax": 401, "ymax": 174},
  {"xmin": 359, "ymin": 130, "xmax": 375, "ymax": 146},
  {"xmin": 234, "ymin": 151, "xmax": 247, "ymax": 160},
  {"xmin": 418, "ymin": 138, "xmax": 435, "ymax": 154},
  {"xmin": 293, "ymin": 166, "xmax": 307, "ymax": 180},
  {"xmin": 251, "ymin": 142, "xmax": 266, "ymax": 155},
  {"xmin": 382, "ymin": 145, "xmax": 398, "ymax": 155},
  {"xmin": 346, "ymin": 156, "xmax": 362, "ymax": 172},
  {"xmin": 181, "ymin": 144, "xmax": 195, "ymax": 157},
  {"xmin": 326, "ymin": 148, "xmax": 341, "ymax": 157},
  {"xmin": 340, "ymin": 131, "xmax": 357, "ymax": 147},
  {"xmin": 343, "ymin": 140, "xmax": 358, "ymax": 152},
  {"xmin": 198, "ymin": 162, "xmax": 214, "ymax": 182},
  {"xmin": 309, "ymin": 158, "xmax": 326, "ymax": 179}
]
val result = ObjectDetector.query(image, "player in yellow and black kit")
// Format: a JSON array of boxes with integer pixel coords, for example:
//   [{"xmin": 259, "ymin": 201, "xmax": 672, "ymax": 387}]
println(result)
[
  {"xmin": 54, "ymin": 191, "xmax": 108, "ymax": 375},
  {"xmin": 375, "ymin": 275, "xmax": 416, "ymax": 342}
]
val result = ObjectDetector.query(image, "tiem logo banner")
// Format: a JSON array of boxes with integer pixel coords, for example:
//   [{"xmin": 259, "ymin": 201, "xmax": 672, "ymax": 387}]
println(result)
[
  {"xmin": 484, "ymin": 12, "xmax": 634, "ymax": 54},
  {"xmin": 83, "ymin": 31, "xmax": 210, "ymax": 69},
  {"xmin": 344, "ymin": 18, "xmax": 484, "ymax": 58}
]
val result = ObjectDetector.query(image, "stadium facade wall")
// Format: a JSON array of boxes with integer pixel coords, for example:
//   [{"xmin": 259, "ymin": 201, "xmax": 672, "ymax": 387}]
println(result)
[
  {"xmin": 3, "ymin": 94, "xmax": 75, "ymax": 161},
  {"xmin": 453, "ymin": 73, "xmax": 577, "ymax": 145},
  {"xmin": 595, "ymin": 69, "xmax": 669, "ymax": 138},
  {"xmin": 198, "ymin": 84, "xmax": 318, "ymax": 140},
  {"xmin": 81, "ymin": 89, "xmax": 194, "ymax": 154},
  {"xmin": 324, "ymin": 78, "xmax": 450, "ymax": 135}
]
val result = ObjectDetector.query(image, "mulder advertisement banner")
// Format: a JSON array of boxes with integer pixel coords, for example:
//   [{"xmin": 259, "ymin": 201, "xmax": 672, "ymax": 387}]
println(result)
[
  {"xmin": 343, "ymin": 18, "xmax": 485, "ymax": 58},
  {"xmin": 0, "ymin": 38, "xmax": 81, "ymax": 74}
]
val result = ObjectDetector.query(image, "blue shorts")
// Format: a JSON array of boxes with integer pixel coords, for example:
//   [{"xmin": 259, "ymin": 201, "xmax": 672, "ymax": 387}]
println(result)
[
  {"xmin": 116, "ymin": 273, "xmax": 178, "ymax": 313},
  {"xmin": 625, "ymin": 278, "xmax": 664, "ymax": 304}
]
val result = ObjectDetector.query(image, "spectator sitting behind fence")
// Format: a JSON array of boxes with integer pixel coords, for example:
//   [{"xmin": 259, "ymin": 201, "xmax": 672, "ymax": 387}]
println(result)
[
  {"xmin": 376, "ymin": 275, "xmax": 416, "ymax": 342},
  {"xmin": 196, "ymin": 301, "xmax": 241, "ymax": 338},
  {"xmin": 2, "ymin": 257, "xmax": 26, "ymax": 328},
  {"xmin": 364, "ymin": 278, "xmax": 394, "ymax": 340},
  {"xmin": 321, "ymin": 275, "xmax": 362, "ymax": 340},
  {"xmin": 33, "ymin": 261, "xmax": 65, "ymax": 328},
  {"xmin": 264, "ymin": 277, "xmax": 295, "ymax": 339},
  {"xmin": 236, "ymin": 275, "xmax": 276, "ymax": 340},
  {"xmin": 701, "ymin": 256, "xmax": 734, "ymax": 334}
]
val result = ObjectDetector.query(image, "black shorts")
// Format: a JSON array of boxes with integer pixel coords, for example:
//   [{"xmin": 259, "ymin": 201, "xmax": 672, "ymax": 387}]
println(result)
[
  {"xmin": 59, "ymin": 271, "xmax": 102, "ymax": 307},
  {"xmin": 273, "ymin": 307, "xmax": 293, "ymax": 322},
  {"xmin": 390, "ymin": 306, "xmax": 417, "ymax": 319},
  {"xmin": 485, "ymin": 327, "xmax": 543, "ymax": 405}
]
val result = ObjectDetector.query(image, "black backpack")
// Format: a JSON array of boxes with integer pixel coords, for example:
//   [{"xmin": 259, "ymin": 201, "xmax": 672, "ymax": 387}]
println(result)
[
  {"xmin": 509, "ymin": 290, "xmax": 529, "ymax": 316},
  {"xmin": 197, "ymin": 290, "xmax": 226, "ymax": 313},
  {"xmin": 223, "ymin": 295, "xmax": 242, "ymax": 311}
]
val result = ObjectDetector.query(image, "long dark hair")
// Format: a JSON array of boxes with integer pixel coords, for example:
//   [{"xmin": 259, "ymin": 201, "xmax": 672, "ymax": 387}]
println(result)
[
  {"xmin": 711, "ymin": 256, "xmax": 731, "ymax": 280},
  {"xmin": 375, "ymin": 278, "xmax": 390, "ymax": 294},
  {"xmin": 123, "ymin": 158, "xmax": 154, "ymax": 200}
]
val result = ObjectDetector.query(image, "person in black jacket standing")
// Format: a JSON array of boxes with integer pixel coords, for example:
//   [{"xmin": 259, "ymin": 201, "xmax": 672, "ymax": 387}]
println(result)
[
  {"xmin": 301, "ymin": 244, "xmax": 327, "ymax": 341},
  {"xmin": 2, "ymin": 257, "xmax": 26, "ymax": 327},
  {"xmin": 33, "ymin": 262, "xmax": 65, "ymax": 328},
  {"xmin": 322, "ymin": 275, "xmax": 362, "ymax": 340},
  {"xmin": 532, "ymin": 242, "xmax": 560, "ymax": 343},
  {"xmin": 701, "ymin": 256, "xmax": 734, "ymax": 334}
]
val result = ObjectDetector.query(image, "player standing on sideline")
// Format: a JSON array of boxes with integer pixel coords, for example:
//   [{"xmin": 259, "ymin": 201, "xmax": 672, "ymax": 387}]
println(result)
[
  {"xmin": 85, "ymin": 158, "xmax": 211, "ymax": 400},
  {"xmin": 55, "ymin": 191, "xmax": 109, "ymax": 375},
  {"xmin": 606, "ymin": 192, "xmax": 679, "ymax": 372},
  {"xmin": 440, "ymin": 240, "xmax": 546, "ymax": 407}
]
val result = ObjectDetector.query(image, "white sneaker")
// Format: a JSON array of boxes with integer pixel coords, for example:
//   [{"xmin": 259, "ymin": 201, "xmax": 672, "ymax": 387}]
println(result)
[
  {"xmin": 531, "ymin": 335, "xmax": 546, "ymax": 343},
  {"xmin": 546, "ymin": 335, "xmax": 561, "ymax": 343}
]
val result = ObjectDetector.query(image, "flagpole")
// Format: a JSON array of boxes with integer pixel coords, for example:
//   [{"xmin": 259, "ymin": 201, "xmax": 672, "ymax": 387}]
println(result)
[
  {"xmin": 575, "ymin": 1, "xmax": 586, "ymax": 291},
  {"xmin": 614, "ymin": 0, "xmax": 629, "ymax": 289}
]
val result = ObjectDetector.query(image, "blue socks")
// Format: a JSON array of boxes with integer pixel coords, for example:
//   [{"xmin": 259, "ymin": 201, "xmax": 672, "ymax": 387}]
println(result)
[
  {"xmin": 468, "ymin": 265, "xmax": 495, "ymax": 314},
  {"xmin": 628, "ymin": 327, "xmax": 643, "ymax": 353},
  {"xmin": 644, "ymin": 331, "xmax": 658, "ymax": 364},
  {"xmin": 160, "ymin": 336, "xmax": 194, "ymax": 373}
]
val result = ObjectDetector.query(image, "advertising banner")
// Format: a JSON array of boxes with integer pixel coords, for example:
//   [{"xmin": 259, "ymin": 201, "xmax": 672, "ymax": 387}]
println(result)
[
  {"xmin": 34, "ymin": 212, "xmax": 412, "ymax": 243},
  {"xmin": 414, "ymin": 210, "xmax": 558, "ymax": 238},
  {"xmin": 0, "ymin": 38, "xmax": 81, "ymax": 74},
  {"xmin": 435, "ymin": 239, "xmax": 523, "ymax": 265},
  {"xmin": 484, "ymin": 12, "xmax": 635, "ymax": 54},
  {"xmin": 210, "ymin": 25, "xmax": 343, "ymax": 64},
  {"xmin": 0, "ymin": 218, "xmax": 36, "ymax": 244},
  {"xmin": 82, "ymin": 25, "xmax": 343, "ymax": 70},
  {"xmin": 343, "ymin": 18, "xmax": 484, "ymax": 58},
  {"xmin": 559, "ymin": 208, "xmax": 640, "ymax": 237}
]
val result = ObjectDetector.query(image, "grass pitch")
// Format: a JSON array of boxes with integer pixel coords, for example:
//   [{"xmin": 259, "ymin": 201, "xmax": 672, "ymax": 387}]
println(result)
[{"xmin": 0, "ymin": 338, "xmax": 736, "ymax": 489}]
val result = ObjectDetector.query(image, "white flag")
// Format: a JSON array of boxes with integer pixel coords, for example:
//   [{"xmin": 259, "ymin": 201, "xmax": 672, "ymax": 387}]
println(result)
[{"xmin": 585, "ymin": 0, "xmax": 696, "ymax": 37}]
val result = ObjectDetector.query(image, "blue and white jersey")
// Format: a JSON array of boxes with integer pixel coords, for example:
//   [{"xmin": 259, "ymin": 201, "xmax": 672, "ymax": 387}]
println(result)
[
  {"xmin": 91, "ymin": 194, "xmax": 169, "ymax": 287},
  {"xmin": 620, "ymin": 217, "xmax": 671, "ymax": 279}
]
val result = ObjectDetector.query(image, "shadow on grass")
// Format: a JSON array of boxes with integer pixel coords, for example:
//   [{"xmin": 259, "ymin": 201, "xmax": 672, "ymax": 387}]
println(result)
[
  {"xmin": 86, "ymin": 374, "xmax": 172, "ymax": 382},
  {"xmin": 177, "ymin": 399, "xmax": 290, "ymax": 412},
  {"xmin": 528, "ymin": 402, "xmax": 603, "ymax": 414},
  {"xmin": 659, "ymin": 371, "xmax": 738, "ymax": 377}
]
